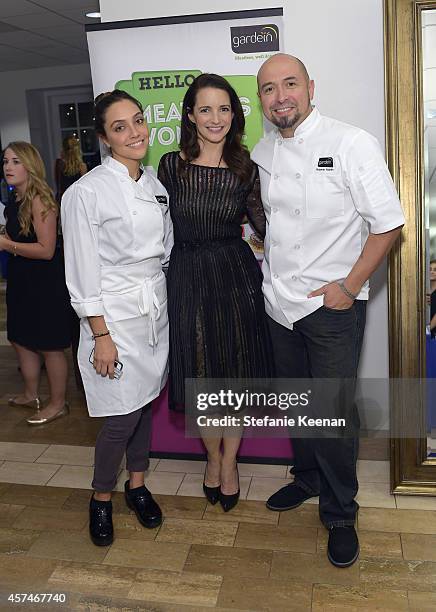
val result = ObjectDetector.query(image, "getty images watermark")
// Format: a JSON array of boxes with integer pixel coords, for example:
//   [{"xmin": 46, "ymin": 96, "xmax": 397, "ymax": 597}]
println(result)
[{"xmin": 185, "ymin": 378, "xmax": 435, "ymax": 439}]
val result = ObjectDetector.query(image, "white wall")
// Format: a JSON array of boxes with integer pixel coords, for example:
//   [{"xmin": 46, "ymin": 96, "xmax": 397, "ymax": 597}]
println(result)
[
  {"xmin": 0, "ymin": 63, "xmax": 92, "ymax": 146},
  {"xmin": 99, "ymin": 0, "xmax": 390, "ymax": 388}
]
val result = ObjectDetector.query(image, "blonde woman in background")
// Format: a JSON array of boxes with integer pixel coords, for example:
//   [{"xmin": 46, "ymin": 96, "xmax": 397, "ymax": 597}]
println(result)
[
  {"xmin": 1, "ymin": 142, "xmax": 71, "ymax": 424},
  {"xmin": 55, "ymin": 136, "xmax": 87, "ymax": 202}
]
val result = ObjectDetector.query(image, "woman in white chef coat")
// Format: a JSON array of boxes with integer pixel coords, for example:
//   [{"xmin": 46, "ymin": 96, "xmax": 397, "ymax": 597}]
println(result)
[{"xmin": 61, "ymin": 90, "xmax": 173, "ymax": 547}]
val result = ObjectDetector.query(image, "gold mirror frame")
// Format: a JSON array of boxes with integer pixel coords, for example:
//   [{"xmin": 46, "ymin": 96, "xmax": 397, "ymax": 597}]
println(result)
[{"xmin": 386, "ymin": 0, "xmax": 436, "ymax": 493}]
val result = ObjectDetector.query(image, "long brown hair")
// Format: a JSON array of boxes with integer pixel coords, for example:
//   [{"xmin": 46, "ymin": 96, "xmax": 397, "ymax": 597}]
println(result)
[
  {"xmin": 179, "ymin": 73, "xmax": 252, "ymax": 183},
  {"xmin": 6, "ymin": 142, "xmax": 58, "ymax": 236},
  {"xmin": 62, "ymin": 136, "xmax": 83, "ymax": 176}
]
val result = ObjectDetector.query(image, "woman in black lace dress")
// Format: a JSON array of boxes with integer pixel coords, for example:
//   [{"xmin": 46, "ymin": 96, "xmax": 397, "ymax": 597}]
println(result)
[{"xmin": 158, "ymin": 74, "xmax": 272, "ymax": 512}]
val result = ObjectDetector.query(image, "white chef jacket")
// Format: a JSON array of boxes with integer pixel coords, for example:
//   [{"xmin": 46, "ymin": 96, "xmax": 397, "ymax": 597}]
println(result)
[
  {"xmin": 60, "ymin": 156, "xmax": 173, "ymax": 416},
  {"xmin": 61, "ymin": 156, "xmax": 173, "ymax": 324},
  {"xmin": 251, "ymin": 107, "xmax": 405, "ymax": 329}
]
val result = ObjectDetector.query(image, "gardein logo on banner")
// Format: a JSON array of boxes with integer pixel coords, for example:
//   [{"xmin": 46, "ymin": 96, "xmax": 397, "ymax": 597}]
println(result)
[{"xmin": 231, "ymin": 24, "xmax": 279, "ymax": 54}]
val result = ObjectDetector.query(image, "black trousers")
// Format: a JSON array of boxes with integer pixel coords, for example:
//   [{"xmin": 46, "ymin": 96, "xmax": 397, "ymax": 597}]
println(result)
[
  {"xmin": 92, "ymin": 403, "xmax": 152, "ymax": 492},
  {"xmin": 267, "ymin": 301, "xmax": 367, "ymax": 527}
]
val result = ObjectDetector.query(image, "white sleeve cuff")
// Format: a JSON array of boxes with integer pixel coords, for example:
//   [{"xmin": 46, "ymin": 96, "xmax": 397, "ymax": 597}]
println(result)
[{"xmin": 71, "ymin": 299, "xmax": 104, "ymax": 319}]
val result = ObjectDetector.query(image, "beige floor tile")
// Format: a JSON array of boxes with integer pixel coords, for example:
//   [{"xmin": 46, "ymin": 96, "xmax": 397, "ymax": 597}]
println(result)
[
  {"xmin": 402, "ymin": 533, "xmax": 436, "ymax": 561},
  {"xmin": 155, "ymin": 458, "xmax": 206, "ymax": 473},
  {"xmin": 27, "ymin": 531, "xmax": 109, "ymax": 564},
  {"xmin": 246, "ymin": 476, "xmax": 293, "ymax": 501},
  {"xmin": 0, "ymin": 442, "xmax": 47, "ymax": 462},
  {"xmin": 128, "ymin": 568, "xmax": 222, "ymax": 607},
  {"xmin": 237, "ymin": 462, "xmax": 288, "ymax": 478},
  {"xmin": 0, "ymin": 526, "xmax": 41, "ymax": 555},
  {"xmin": 177, "ymin": 473, "xmax": 251, "ymax": 499},
  {"xmin": 217, "ymin": 575, "xmax": 312, "ymax": 611},
  {"xmin": 12, "ymin": 506, "xmax": 88, "ymax": 532},
  {"xmin": 157, "ymin": 517, "xmax": 238, "ymax": 547},
  {"xmin": 0, "ymin": 483, "xmax": 71, "ymax": 508},
  {"xmin": 104, "ymin": 538, "xmax": 190, "ymax": 570},
  {"xmin": 36, "ymin": 444, "xmax": 95, "ymax": 466},
  {"xmin": 113, "ymin": 469, "xmax": 184, "ymax": 495},
  {"xmin": 0, "ymin": 555, "xmax": 57, "ymax": 589},
  {"xmin": 357, "ymin": 459, "xmax": 390, "ymax": 483},
  {"xmin": 317, "ymin": 528, "xmax": 403, "ymax": 559},
  {"xmin": 48, "ymin": 560, "xmax": 137, "ymax": 598},
  {"xmin": 184, "ymin": 544, "xmax": 272, "ymax": 578},
  {"xmin": 359, "ymin": 508, "xmax": 436, "ymax": 534},
  {"xmin": 45, "ymin": 465, "xmax": 94, "ymax": 489},
  {"xmin": 395, "ymin": 495, "xmax": 436, "ymax": 510},
  {"xmin": 205, "ymin": 498, "xmax": 279, "ymax": 525},
  {"xmin": 271, "ymin": 550, "xmax": 359, "ymax": 585},
  {"xmin": 155, "ymin": 494, "xmax": 207, "ymax": 520},
  {"xmin": 0, "ymin": 461, "xmax": 60, "ymax": 485},
  {"xmin": 360, "ymin": 557, "xmax": 436, "ymax": 591},
  {"xmin": 356, "ymin": 482, "xmax": 396, "ymax": 508},
  {"xmin": 0, "ymin": 503, "xmax": 25, "ymax": 527},
  {"xmin": 109, "ymin": 513, "xmax": 160, "ymax": 541},
  {"xmin": 278, "ymin": 504, "xmax": 322, "ymax": 528},
  {"xmin": 312, "ymin": 584, "xmax": 408, "ymax": 611},
  {"xmin": 408, "ymin": 590, "xmax": 436, "ymax": 611},
  {"xmin": 234, "ymin": 522, "xmax": 317, "ymax": 553}
]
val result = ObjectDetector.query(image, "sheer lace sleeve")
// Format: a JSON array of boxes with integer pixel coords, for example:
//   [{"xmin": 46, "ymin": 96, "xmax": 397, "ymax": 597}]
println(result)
[
  {"xmin": 245, "ymin": 164, "xmax": 266, "ymax": 239},
  {"xmin": 157, "ymin": 153, "xmax": 169, "ymax": 190}
]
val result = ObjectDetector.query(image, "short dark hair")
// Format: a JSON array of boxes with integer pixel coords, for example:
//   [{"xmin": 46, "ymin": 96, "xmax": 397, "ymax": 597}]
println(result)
[
  {"xmin": 94, "ymin": 89, "xmax": 143, "ymax": 136},
  {"xmin": 180, "ymin": 73, "xmax": 252, "ymax": 183}
]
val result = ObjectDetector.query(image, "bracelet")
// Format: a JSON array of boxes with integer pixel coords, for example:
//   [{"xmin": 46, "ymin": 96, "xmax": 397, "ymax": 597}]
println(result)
[
  {"xmin": 12, "ymin": 244, "xmax": 17, "ymax": 257},
  {"xmin": 337, "ymin": 281, "xmax": 358, "ymax": 301},
  {"xmin": 92, "ymin": 331, "xmax": 110, "ymax": 340}
]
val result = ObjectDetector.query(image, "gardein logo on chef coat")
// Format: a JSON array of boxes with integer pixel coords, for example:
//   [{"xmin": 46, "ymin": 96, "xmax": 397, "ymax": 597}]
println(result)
[{"xmin": 316, "ymin": 157, "xmax": 334, "ymax": 171}]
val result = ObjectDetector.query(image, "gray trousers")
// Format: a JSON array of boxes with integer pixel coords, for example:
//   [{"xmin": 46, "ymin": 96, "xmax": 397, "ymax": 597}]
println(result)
[{"xmin": 92, "ymin": 403, "xmax": 152, "ymax": 492}]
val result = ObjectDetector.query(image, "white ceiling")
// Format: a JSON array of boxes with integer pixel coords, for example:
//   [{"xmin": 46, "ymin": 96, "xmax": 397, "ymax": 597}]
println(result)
[{"xmin": 0, "ymin": 0, "xmax": 100, "ymax": 72}]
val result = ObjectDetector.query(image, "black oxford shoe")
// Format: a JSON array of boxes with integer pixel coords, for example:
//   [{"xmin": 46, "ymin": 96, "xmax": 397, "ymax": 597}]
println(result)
[
  {"xmin": 327, "ymin": 525, "xmax": 360, "ymax": 568},
  {"xmin": 89, "ymin": 496, "xmax": 113, "ymax": 547},
  {"xmin": 266, "ymin": 483, "xmax": 318, "ymax": 511},
  {"xmin": 124, "ymin": 480, "xmax": 162, "ymax": 528}
]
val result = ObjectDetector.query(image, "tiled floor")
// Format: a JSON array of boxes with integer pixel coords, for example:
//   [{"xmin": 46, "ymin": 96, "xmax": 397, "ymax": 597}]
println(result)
[{"xmin": 1, "ymin": 283, "xmax": 436, "ymax": 610}]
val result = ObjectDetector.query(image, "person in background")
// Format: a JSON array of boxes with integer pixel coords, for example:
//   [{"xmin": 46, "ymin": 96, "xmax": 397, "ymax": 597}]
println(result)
[
  {"xmin": 55, "ymin": 136, "xmax": 87, "ymax": 202},
  {"xmin": 55, "ymin": 136, "xmax": 87, "ymax": 392},
  {"xmin": 62, "ymin": 90, "xmax": 173, "ymax": 547},
  {"xmin": 253, "ymin": 53, "xmax": 405, "ymax": 567},
  {"xmin": 158, "ymin": 74, "xmax": 272, "ymax": 513},
  {"xmin": 1, "ymin": 142, "xmax": 71, "ymax": 425}
]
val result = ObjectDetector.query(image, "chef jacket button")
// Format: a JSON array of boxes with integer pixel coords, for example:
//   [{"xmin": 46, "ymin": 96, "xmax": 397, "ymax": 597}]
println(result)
[
  {"xmin": 295, "ymin": 209, "xmax": 301, "ymax": 215},
  {"xmin": 272, "ymin": 207, "xmax": 278, "ymax": 213},
  {"xmin": 298, "ymin": 138, "xmax": 304, "ymax": 144},
  {"xmin": 291, "ymin": 275, "xmax": 297, "ymax": 281},
  {"xmin": 273, "ymin": 273, "xmax": 279, "ymax": 279},
  {"xmin": 132, "ymin": 211, "xmax": 137, "ymax": 215},
  {"xmin": 296, "ymin": 172, "xmax": 301, "ymax": 179},
  {"xmin": 278, "ymin": 140, "xmax": 283, "ymax": 146},
  {"xmin": 274, "ymin": 174, "xmax": 279, "ymax": 180},
  {"xmin": 272, "ymin": 241, "xmax": 278, "ymax": 247},
  {"xmin": 295, "ymin": 244, "xmax": 301, "ymax": 250}
]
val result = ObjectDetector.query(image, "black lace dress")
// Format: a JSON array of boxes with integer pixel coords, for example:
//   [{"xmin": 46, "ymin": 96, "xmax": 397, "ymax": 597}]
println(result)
[
  {"xmin": 5, "ymin": 199, "xmax": 72, "ymax": 351},
  {"xmin": 158, "ymin": 151, "xmax": 272, "ymax": 409}
]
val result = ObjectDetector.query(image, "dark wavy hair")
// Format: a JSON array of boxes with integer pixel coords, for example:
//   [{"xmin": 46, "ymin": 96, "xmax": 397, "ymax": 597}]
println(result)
[
  {"xmin": 180, "ymin": 73, "xmax": 252, "ymax": 183},
  {"xmin": 94, "ymin": 89, "xmax": 143, "ymax": 136}
]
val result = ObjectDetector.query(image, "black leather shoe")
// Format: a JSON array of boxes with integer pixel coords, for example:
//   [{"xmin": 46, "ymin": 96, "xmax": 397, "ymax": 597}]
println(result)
[
  {"xmin": 203, "ymin": 482, "xmax": 220, "ymax": 505},
  {"xmin": 124, "ymin": 480, "xmax": 162, "ymax": 528},
  {"xmin": 219, "ymin": 466, "xmax": 240, "ymax": 512},
  {"xmin": 266, "ymin": 483, "xmax": 318, "ymax": 511},
  {"xmin": 89, "ymin": 496, "xmax": 113, "ymax": 546},
  {"xmin": 327, "ymin": 526, "xmax": 359, "ymax": 567}
]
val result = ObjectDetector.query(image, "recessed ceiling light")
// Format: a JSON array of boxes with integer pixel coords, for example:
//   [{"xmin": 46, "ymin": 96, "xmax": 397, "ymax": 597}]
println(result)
[{"xmin": 86, "ymin": 12, "xmax": 101, "ymax": 18}]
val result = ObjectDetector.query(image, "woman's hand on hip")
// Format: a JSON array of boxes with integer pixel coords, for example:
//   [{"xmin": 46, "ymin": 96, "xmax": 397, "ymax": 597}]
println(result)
[{"xmin": 93, "ymin": 335, "xmax": 118, "ymax": 379}]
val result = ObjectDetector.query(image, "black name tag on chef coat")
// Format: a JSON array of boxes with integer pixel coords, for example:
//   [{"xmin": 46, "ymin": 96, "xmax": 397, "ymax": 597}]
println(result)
[
  {"xmin": 318, "ymin": 157, "xmax": 334, "ymax": 168},
  {"xmin": 155, "ymin": 195, "xmax": 168, "ymax": 204}
]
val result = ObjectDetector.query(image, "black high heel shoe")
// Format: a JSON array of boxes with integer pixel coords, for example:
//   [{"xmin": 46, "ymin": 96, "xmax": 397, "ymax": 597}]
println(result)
[
  {"xmin": 219, "ymin": 466, "xmax": 240, "ymax": 512},
  {"xmin": 203, "ymin": 464, "xmax": 220, "ymax": 505}
]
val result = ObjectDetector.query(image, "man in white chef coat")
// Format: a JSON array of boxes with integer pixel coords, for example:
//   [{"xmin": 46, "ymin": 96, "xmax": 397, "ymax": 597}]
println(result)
[{"xmin": 252, "ymin": 53, "xmax": 405, "ymax": 568}]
